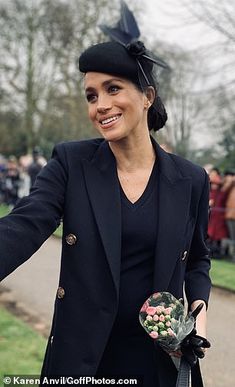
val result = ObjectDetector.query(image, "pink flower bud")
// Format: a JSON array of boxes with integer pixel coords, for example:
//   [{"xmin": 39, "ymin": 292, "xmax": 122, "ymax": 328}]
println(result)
[
  {"xmin": 159, "ymin": 314, "xmax": 165, "ymax": 322},
  {"xmin": 146, "ymin": 306, "xmax": 158, "ymax": 316},
  {"xmin": 164, "ymin": 307, "xmax": 173, "ymax": 315},
  {"xmin": 153, "ymin": 315, "xmax": 159, "ymax": 322},
  {"xmin": 156, "ymin": 306, "xmax": 164, "ymax": 314},
  {"xmin": 140, "ymin": 300, "xmax": 149, "ymax": 313},
  {"xmin": 150, "ymin": 331, "xmax": 158, "ymax": 339},
  {"xmin": 167, "ymin": 328, "xmax": 175, "ymax": 337},
  {"xmin": 152, "ymin": 292, "xmax": 160, "ymax": 299}
]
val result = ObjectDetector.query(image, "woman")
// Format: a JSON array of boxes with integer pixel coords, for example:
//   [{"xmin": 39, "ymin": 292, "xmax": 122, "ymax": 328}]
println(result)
[
  {"xmin": 208, "ymin": 169, "xmax": 231, "ymax": 258},
  {"xmin": 225, "ymin": 173, "xmax": 235, "ymax": 260},
  {"xmin": 0, "ymin": 2, "xmax": 210, "ymax": 386}
]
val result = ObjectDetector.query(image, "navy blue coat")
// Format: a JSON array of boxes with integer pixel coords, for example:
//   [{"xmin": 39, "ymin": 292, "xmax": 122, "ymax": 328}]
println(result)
[{"xmin": 0, "ymin": 137, "xmax": 211, "ymax": 382}]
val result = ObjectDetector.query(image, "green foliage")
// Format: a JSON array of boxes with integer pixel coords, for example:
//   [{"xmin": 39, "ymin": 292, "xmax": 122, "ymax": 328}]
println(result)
[{"xmin": 0, "ymin": 306, "xmax": 46, "ymax": 377}]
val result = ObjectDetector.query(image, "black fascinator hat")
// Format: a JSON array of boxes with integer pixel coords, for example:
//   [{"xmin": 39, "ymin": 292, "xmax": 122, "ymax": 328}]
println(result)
[{"xmin": 78, "ymin": 1, "xmax": 169, "ymax": 131}]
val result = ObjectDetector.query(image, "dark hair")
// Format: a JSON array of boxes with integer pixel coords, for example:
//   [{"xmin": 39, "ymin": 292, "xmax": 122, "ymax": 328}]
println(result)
[
  {"xmin": 148, "ymin": 97, "xmax": 168, "ymax": 132},
  {"xmin": 132, "ymin": 69, "xmax": 167, "ymax": 132},
  {"xmin": 211, "ymin": 167, "xmax": 220, "ymax": 175},
  {"xmin": 224, "ymin": 170, "xmax": 235, "ymax": 176}
]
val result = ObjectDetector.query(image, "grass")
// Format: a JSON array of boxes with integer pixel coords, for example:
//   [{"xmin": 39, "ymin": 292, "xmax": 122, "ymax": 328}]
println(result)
[
  {"xmin": 0, "ymin": 203, "xmax": 63, "ymax": 238},
  {"xmin": 0, "ymin": 204, "xmax": 9, "ymax": 218},
  {"xmin": 0, "ymin": 306, "xmax": 46, "ymax": 378},
  {"xmin": 53, "ymin": 223, "xmax": 62, "ymax": 238},
  {"xmin": 210, "ymin": 258, "xmax": 235, "ymax": 291}
]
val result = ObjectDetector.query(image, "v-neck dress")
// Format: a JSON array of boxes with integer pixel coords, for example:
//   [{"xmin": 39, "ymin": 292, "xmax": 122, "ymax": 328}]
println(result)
[{"xmin": 96, "ymin": 162, "xmax": 161, "ymax": 386}]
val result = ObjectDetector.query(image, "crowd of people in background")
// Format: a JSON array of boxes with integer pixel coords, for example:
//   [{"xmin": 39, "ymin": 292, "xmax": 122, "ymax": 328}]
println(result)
[
  {"xmin": 0, "ymin": 147, "xmax": 46, "ymax": 208},
  {"xmin": 206, "ymin": 166, "xmax": 235, "ymax": 261},
  {"xmin": 0, "ymin": 147, "xmax": 234, "ymax": 261}
]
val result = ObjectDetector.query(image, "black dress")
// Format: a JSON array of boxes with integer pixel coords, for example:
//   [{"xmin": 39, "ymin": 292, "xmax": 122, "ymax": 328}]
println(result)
[{"xmin": 96, "ymin": 162, "xmax": 161, "ymax": 386}]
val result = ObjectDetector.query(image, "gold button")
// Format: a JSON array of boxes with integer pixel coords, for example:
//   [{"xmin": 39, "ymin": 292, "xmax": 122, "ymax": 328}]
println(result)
[
  {"xmin": 66, "ymin": 233, "xmax": 77, "ymax": 245},
  {"xmin": 57, "ymin": 287, "xmax": 65, "ymax": 299},
  {"xmin": 182, "ymin": 250, "xmax": 188, "ymax": 261}
]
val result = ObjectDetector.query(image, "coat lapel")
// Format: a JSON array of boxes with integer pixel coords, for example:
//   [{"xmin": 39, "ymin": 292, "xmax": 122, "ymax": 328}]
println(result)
[
  {"xmin": 152, "ymin": 141, "xmax": 192, "ymax": 291},
  {"xmin": 81, "ymin": 138, "xmax": 192, "ymax": 297},
  {"xmin": 81, "ymin": 141, "xmax": 121, "ymax": 298}
]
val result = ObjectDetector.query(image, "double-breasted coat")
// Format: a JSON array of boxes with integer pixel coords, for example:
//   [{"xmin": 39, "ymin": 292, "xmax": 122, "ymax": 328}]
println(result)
[{"xmin": 0, "ymin": 137, "xmax": 211, "ymax": 383}]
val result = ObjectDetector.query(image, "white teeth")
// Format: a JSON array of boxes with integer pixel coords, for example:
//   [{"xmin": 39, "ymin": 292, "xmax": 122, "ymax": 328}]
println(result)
[{"xmin": 101, "ymin": 115, "xmax": 120, "ymax": 125}]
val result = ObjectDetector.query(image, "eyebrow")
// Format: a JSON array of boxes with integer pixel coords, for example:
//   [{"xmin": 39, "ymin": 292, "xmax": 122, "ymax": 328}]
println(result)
[{"xmin": 85, "ymin": 78, "xmax": 124, "ymax": 93}]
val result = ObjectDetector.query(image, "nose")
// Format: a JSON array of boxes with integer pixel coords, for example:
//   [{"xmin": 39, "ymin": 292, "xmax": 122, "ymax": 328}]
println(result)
[{"xmin": 97, "ymin": 94, "xmax": 112, "ymax": 114}]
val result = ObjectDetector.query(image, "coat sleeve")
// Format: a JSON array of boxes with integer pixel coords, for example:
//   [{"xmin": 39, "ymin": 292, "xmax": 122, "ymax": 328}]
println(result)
[
  {"xmin": 0, "ymin": 144, "xmax": 68, "ymax": 281},
  {"xmin": 185, "ymin": 170, "xmax": 211, "ymax": 307}
]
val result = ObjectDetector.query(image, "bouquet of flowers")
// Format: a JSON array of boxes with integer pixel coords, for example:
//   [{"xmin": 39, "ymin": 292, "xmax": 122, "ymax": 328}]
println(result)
[
  {"xmin": 139, "ymin": 292, "xmax": 211, "ymax": 386},
  {"xmin": 139, "ymin": 292, "xmax": 195, "ymax": 354},
  {"xmin": 139, "ymin": 291, "xmax": 210, "ymax": 381}
]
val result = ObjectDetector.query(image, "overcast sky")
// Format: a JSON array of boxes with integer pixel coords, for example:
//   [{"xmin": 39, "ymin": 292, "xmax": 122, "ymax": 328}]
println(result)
[
  {"xmin": 137, "ymin": 0, "xmax": 234, "ymax": 148},
  {"xmin": 141, "ymin": 0, "xmax": 226, "ymax": 50}
]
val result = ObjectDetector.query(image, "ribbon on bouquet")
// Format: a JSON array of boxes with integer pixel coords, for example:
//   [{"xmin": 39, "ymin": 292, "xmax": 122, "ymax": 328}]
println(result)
[{"xmin": 176, "ymin": 304, "xmax": 210, "ymax": 387}]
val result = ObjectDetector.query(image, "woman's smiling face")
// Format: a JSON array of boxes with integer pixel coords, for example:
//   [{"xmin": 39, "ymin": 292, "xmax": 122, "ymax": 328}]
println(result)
[{"xmin": 84, "ymin": 72, "xmax": 149, "ymax": 142}]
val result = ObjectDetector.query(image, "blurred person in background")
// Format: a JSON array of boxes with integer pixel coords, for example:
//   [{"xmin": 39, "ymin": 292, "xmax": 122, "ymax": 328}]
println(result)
[
  {"xmin": 207, "ymin": 168, "xmax": 233, "ymax": 258},
  {"xmin": 17, "ymin": 160, "xmax": 31, "ymax": 199},
  {"xmin": 224, "ymin": 171, "xmax": 235, "ymax": 261},
  {"xmin": 2, "ymin": 155, "xmax": 21, "ymax": 208},
  {"xmin": 27, "ymin": 146, "xmax": 46, "ymax": 187}
]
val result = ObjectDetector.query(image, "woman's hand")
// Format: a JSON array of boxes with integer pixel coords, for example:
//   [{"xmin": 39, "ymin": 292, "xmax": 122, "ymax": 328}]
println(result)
[
  {"xmin": 179, "ymin": 300, "xmax": 211, "ymax": 366},
  {"xmin": 168, "ymin": 301, "xmax": 211, "ymax": 365}
]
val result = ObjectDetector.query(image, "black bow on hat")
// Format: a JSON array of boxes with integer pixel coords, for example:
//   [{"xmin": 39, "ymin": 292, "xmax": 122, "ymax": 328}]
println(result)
[{"xmin": 100, "ymin": 0, "xmax": 170, "ymax": 83}]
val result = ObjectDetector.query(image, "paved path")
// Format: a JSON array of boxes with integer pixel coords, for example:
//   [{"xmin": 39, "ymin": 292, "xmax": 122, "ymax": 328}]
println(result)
[
  {"xmin": 1, "ymin": 237, "xmax": 235, "ymax": 386},
  {"xmin": 1, "ymin": 236, "xmax": 61, "ymax": 325}
]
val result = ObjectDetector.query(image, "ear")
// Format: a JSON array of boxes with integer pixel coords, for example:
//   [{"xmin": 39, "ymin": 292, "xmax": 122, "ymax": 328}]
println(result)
[{"xmin": 145, "ymin": 86, "xmax": 155, "ymax": 106}]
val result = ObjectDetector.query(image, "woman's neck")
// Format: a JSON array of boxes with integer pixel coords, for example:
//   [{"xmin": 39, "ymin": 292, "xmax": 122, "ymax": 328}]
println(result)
[{"xmin": 108, "ymin": 133, "xmax": 156, "ymax": 172}]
